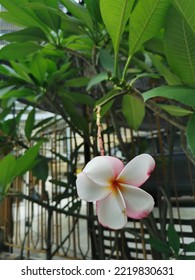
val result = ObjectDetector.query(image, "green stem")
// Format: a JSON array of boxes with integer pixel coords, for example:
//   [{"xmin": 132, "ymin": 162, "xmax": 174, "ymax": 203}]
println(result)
[
  {"xmin": 122, "ymin": 54, "xmax": 132, "ymax": 81},
  {"xmin": 114, "ymin": 53, "xmax": 119, "ymax": 78},
  {"xmin": 94, "ymin": 89, "xmax": 129, "ymax": 110}
]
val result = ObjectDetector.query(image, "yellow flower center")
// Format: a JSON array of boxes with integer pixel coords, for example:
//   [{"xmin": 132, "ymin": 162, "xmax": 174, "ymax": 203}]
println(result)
[{"xmin": 109, "ymin": 178, "xmax": 124, "ymax": 193}]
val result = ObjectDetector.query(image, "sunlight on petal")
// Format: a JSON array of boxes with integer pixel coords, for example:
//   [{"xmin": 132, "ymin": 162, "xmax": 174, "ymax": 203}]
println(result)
[
  {"xmin": 118, "ymin": 154, "xmax": 155, "ymax": 187},
  {"xmin": 76, "ymin": 172, "xmax": 111, "ymax": 202},
  {"xmin": 96, "ymin": 189, "xmax": 127, "ymax": 230},
  {"xmin": 83, "ymin": 156, "xmax": 124, "ymax": 185},
  {"xmin": 120, "ymin": 184, "xmax": 154, "ymax": 219}
]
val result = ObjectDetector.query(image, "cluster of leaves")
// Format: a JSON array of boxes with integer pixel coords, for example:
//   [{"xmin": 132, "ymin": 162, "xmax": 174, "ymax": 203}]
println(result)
[
  {"xmin": 150, "ymin": 223, "xmax": 195, "ymax": 260},
  {"xmin": 0, "ymin": 1, "xmax": 194, "ymax": 204}
]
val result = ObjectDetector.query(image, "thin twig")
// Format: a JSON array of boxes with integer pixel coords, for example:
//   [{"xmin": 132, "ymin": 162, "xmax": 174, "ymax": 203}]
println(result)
[{"xmin": 95, "ymin": 106, "xmax": 105, "ymax": 156}]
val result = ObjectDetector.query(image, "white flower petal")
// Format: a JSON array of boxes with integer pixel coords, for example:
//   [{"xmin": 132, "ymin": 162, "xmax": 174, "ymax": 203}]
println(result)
[
  {"xmin": 118, "ymin": 154, "xmax": 155, "ymax": 187},
  {"xmin": 96, "ymin": 189, "xmax": 127, "ymax": 230},
  {"xmin": 120, "ymin": 184, "xmax": 154, "ymax": 219},
  {"xmin": 76, "ymin": 172, "xmax": 111, "ymax": 202},
  {"xmin": 83, "ymin": 156, "xmax": 124, "ymax": 185}
]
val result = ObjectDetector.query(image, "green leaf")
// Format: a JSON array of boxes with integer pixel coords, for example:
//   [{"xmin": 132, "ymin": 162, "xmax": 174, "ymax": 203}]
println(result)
[
  {"xmin": 172, "ymin": 0, "xmax": 195, "ymax": 33},
  {"xmin": 0, "ymin": 42, "xmax": 42, "ymax": 60},
  {"xmin": 145, "ymin": 36, "xmax": 165, "ymax": 56},
  {"xmin": 87, "ymin": 72, "xmax": 108, "ymax": 90},
  {"xmin": 0, "ymin": 154, "xmax": 16, "ymax": 192},
  {"xmin": 60, "ymin": 0, "xmax": 93, "ymax": 30},
  {"xmin": 60, "ymin": 13, "xmax": 84, "ymax": 35},
  {"xmin": 33, "ymin": 117, "xmax": 61, "ymax": 137},
  {"xmin": 63, "ymin": 91, "xmax": 94, "ymax": 106},
  {"xmin": 130, "ymin": 0, "xmax": 171, "ymax": 55},
  {"xmin": 148, "ymin": 53, "xmax": 181, "ymax": 85},
  {"xmin": 143, "ymin": 85, "xmax": 195, "ymax": 107},
  {"xmin": 149, "ymin": 237, "xmax": 172, "ymax": 254},
  {"xmin": 157, "ymin": 104, "xmax": 193, "ymax": 117},
  {"xmin": 32, "ymin": 155, "xmax": 49, "ymax": 181},
  {"xmin": 65, "ymin": 77, "xmax": 90, "ymax": 88},
  {"xmin": 164, "ymin": 7, "xmax": 195, "ymax": 86},
  {"xmin": 33, "ymin": 116, "xmax": 54, "ymax": 130},
  {"xmin": 10, "ymin": 61, "xmax": 33, "ymax": 84},
  {"xmin": 30, "ymin": 53, "xmax": 48, "ymax": 83},
  {"xmin": 62, "ymin": 97, "xmax": 88, "ymax": 133},
  {"xmin": 186, "ymin": 112, "xmax": 195, "ymax": 156},
  {"xmin": 85, "ymin": 0, "xmax": 102, "ymax": 23},
  {"xmin": 0, "ymin": 64, "xmax": 16, "ymax": 76},
  {"xmin": 26, "ymin": 0, "xmax": 60, "ymax": 32},
  {"xmin": 0, "ymin": 88, "xmax": 36, "ymax": 108},
  {"xmin": 25, "ymin": 108, "xmax": 36, "ymax": 140},
  {"xmin": 183, "ymin": 241, "xmax": 195, "ymax": 253},
  {"xmin": 122, "ymin": 94, "xmax": 145, "ymax": 131},
  {"xmin": 15, "ymin": 142, "xmax": 43, "ymax": 176},
  {"xmin": 0, "ymin": 0, "xmax": 44, "ymax": 29},
  {"xmin": 100, "ymin": 0, "xmax": 135, "ymax": 67},
  {"xmin": 0, "ymin": 86, "xmax": 15, "ymax": 98},
  {"xmin": 99, "ymin": 49, "xmax": 115, "ymax": 73},
  {"xmin": 0, "ymin": 27, "xmax": 47, "ymax": 43},
  {"xmin": 167, "ymin": 224, "xmax": 180, "ymax": 254}
]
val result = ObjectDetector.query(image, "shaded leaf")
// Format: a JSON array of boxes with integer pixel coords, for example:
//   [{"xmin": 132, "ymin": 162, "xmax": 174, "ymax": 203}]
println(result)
[
  {"xmin": 33, "ymin": 116, "xmax": 54, "ymax": 130},
  {"xmin": 30, "ymin": 53, "xmax": 48, "ymax": 83},
  {"xmin": 148, "ymin": 53, "xmax": 181, "ymax": 85},
  {"xmin": 85, "ymin": 0, "xmax": 102, "ymax": 23},
  {"xmin": 65, "ymin": 77, "xmax": 90, "ymax": 88},
  {"xmin": 60, "ymin": 0, "xmax": 93, "ymax": 30},
  {"xmin": 167, "ymin": 224, "xmax": 180, "ymax": 254},
  {"xmin": 164, "ymin": 7, "xmax": 195, "ymax": 86},
  {"xmin": 0, "ymin": 42, "xmax": 42, "ymax": 60},
  {"xmin": 157, "ymin": 104, "xmax": 193, "ymax": 117},
  {"xmin": 0, "ymin": 154, "xmax": 16, "ymax": 192},
  {"xmin": 32, "ymin": 155, "xmax": 49, "ymax": 181},
  {"xmin": 0, "ymin": 0, "xmax": 44, "ymax": 29},
  {"xmin": 15, "ymin": 142, "xmax": 43, "ymax": 176},
  {"xmin": 130, "ymin": 0, "xmax": 171, "ymax": 55},
  {"xmin": 87, "ymin": 72, "xmax": 108, "ymax": 90},
  {"xmin": 99, "ymin": 49, "xmax": 115, "ymax": 73},
  {"xmin": 100, "ymin": 0, "xmax": 135, "ymax": 57},
  {"xmin": 122, "ymin": 94, "xmax": 145, "ymax": 131},
  {"xmin": 0, "ymin": 86, "xmax": 15, "ymax": 98},
  {"xmin": 143, "ymin": 85, "xmax": 195, "ymax": 107},
  {"xmin": 183, "ymin": 241, "xmax": 195, "ymax": 253},
  {"xmin": 0, "ymin": 27, "xmax": 47, "ymax": 43},
  {"xmin": 186, "ymin": 112, "xmax": 195, "ymax": 156},
  {"xmin": 64, "ymin": 91, "xmax": 94, "ymax": 106},
  {"xmin": 10, "ymin": 61, "xmax": 33, "ymax": 84},
  {"xmin": 149, "ymin": 236, "xmax": 172, "ymax": 254},
  {"xmin": 172, "ymin": 0, "xmax": 195, "ymax": 33},
  {"xmin": 27, "ymin": 0, "xmax": 60, "ymax": 32},
  {"xmin": 59, "ymin": 12, "xmax": 84, "ymax": 35},
  {"xmin": 25, "ymin": 108, "xmax": 36, "ymax": 140}
]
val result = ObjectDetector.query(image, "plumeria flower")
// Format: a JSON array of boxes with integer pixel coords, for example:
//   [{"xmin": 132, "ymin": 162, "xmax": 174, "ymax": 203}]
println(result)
[{"xmin": 76, "ymin": 154, "xmax": 155, "ymax": 230}]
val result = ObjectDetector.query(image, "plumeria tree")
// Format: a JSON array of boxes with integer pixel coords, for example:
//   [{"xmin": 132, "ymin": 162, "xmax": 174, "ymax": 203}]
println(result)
[{"xmin": 0, "ymin": 0, "xmax": 195, "ymax": 259}]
